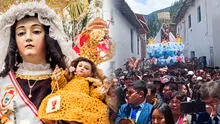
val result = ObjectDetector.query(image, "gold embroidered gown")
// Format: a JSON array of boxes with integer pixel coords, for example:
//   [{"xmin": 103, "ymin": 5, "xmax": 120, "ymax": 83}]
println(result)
[{"xmin": 38, "ymin": 73, "xmax": 109, "ymax": 124}]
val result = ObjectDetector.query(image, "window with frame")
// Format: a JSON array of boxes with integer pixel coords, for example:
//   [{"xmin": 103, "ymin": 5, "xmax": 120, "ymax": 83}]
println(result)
[
  {"xmin": 137, "ymin": 36, "xmax": 140, "ymax": 55},
  {"xmin": 110, "ymin": 61, "xmax": 116, "ymax": 71},
  {"xmin": 197, "ymin": 6, "xmax": 201, "ymax": 22},
  {"xmin": 188, "ymin": 14, "xmax": 191, "ymax": 28},
  {"xmin": 130, "ymin": 29, "xmax": 134, "ymax": 53},
  {"xmin": 110, "ymin": 8, "xmax": 114, "ymax": 24},
  {"xmin": 190, "ymin": 51, "xmax": 195, "ymax": 59}
]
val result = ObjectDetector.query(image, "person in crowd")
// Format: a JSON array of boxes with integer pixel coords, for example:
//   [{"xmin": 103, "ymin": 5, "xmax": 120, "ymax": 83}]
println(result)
[
  {"xmin": 162, "ymin": 83, "xmax": 178, "ymax": 103},
  {"xmin": 152, "ymin": 102, "xmax": 175, "ymax": 124},
  {"xmin": 204, "ymin": 72, "xmax": 212, "ymax": 82},
  {"xmin": 106, "ymin": 83, "xmax": 126, "ymax": 123},
  {"xmin": 38, "ymin": 57, "xmax": 110, "ymax": 124},
  {"xmin": 146, "ymin": 83, "xmax": 158, "ymax": 105},
  {"xmin": 169, "ymin": 91, "xmax": 186, "ymax": 123},
  {"xmin": 152, "ymin": 80, "xmax": 165, "ymax": 106},
  {"xmin": 115, "ymin": 80, "xmax": 153, "ymax": 124},
  {"xmin": 0, "ymin": 1, "xmax": 77, "ymax": 124},
  {"xmin": 213, "ymin": 73, "xmax": 220, "ymax": 81},
  {"xmin": 197, "ymin": 80, "xmax": 220, "ymax": 123},
  {"xmin": 186, "ymin": 70, "xmax": 195, "ymax": 89},
  {"xmin": 179, "ymin": 83, "xmax": 191, "ymax": 102}
]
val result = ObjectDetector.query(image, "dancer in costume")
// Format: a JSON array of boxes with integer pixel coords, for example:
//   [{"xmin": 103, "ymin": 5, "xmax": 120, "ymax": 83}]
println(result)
[
  {"xmin": 0, "ymin": 1, "xmax": 77, "ymax": 124},
  {"xmin": 38, "ymin": 57, "xmax": 110, "ymax": 124}
]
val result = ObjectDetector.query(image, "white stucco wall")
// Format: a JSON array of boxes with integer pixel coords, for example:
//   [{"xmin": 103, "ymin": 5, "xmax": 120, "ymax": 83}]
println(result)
[
  {"xmin": 176, "ymin": 0, "xmax": 214, "ymax": 66},
  {"xmin": 99, "ymin": 0, "xmax": 141, "ymax": 76},
  {"xmin": 212, "ymin": 0, "xmax": 220, "ymax": 67}
]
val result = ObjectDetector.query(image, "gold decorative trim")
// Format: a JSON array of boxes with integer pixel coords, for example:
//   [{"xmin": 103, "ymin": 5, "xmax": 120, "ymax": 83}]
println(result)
[
  {"xmin": 15, "ymin": 73, "xmax": 52, "ymax": 80},
  {"xmin": 75, "ymin": 18, "xmax": 114, "ymax": 65}
]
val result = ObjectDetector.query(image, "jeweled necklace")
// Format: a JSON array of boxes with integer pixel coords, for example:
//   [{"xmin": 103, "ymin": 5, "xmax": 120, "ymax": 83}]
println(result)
[
  {"xmin": 27, "ymin": 80, "xmax": 38, "ymax": 98},
  {"xmin": 15, "ymin": 62, "xmax": 53, "ymax": 98}
]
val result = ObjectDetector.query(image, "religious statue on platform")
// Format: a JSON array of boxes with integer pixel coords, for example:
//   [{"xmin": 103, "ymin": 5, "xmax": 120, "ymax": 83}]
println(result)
[{"xmin": 161, "ymin": 25, "xmax": 170, "ymax": 42}]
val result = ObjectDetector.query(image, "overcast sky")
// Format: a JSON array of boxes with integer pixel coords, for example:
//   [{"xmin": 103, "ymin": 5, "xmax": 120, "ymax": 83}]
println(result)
[{"xmin": 125, "ymin": 0, "xmax": 179, "ymax": 15}]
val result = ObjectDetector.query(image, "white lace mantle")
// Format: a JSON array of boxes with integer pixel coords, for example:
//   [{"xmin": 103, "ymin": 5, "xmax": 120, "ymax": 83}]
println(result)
[
  {"xmin": 16, "ymin": 62, "xmax": 53, "ymax": 76},
  {"xmin": 0, "ymin": 1, "xmax": 78, "ymax": 71}
]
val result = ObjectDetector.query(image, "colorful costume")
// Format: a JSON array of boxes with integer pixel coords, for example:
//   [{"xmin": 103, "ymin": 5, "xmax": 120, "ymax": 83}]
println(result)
[
  {"xmin": 0, "ymin": 1, "xmax": 77, "ymax": 123},
  {"xmin": 38, "ymin": 72, "xmax": 109, "ymax": 124},
  {"xmin": 0, "ymin": 71, "xmax": 52, "ymax": 124},
  {"xmin": 115, "ymin": 102, "xmax": 153, "ymax": 124}
]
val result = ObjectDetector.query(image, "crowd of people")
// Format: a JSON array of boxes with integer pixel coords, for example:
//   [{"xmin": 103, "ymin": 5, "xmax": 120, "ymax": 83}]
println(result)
[
  {"xmin": 0, "ymin": 1, "xmax": 220, "ymax": 124},
  {"xmin": 111, "ymin": 57, "xmax": 220, "ymax": 124}
]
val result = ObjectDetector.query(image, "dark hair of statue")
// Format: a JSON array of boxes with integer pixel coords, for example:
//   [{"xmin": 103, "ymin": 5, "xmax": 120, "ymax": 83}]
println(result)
[
  {"xmin": 71, "ymin": 57, "xmax": 97, "ymax": 78},
  {"xmin": 0, "ymin": 15, "xmax": 67, "ymax": 77}
]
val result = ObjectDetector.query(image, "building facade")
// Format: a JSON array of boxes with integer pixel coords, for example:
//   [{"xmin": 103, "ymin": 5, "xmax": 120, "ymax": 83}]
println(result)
[
  {"xmin": 175, "ymin": 0, "xmax": 220, "ymax": 67},
  {"xmin": 99, "ymin": 0, "xmax": 149, "ymax": 76}
]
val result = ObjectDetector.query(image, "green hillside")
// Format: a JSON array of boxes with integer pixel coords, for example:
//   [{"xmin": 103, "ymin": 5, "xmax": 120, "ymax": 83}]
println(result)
[
  {"xmin": 145, "ymin": 7, "xmax": 170, "ymax": 38},
  {"xmin": 145, "ymin": 0, "xmax": 184, "ymax": 38}
]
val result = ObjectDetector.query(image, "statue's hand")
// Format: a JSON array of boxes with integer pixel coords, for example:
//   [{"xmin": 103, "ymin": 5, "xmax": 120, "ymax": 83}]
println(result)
[{"xmin": 86, "ymin": 18, "xmax": 108, "ymax": 31}]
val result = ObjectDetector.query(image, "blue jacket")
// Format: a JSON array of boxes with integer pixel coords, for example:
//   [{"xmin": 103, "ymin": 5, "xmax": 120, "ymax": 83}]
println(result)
[{"xmin": 115, "ymin": 102, "xmax": 153, "ymax": 124}]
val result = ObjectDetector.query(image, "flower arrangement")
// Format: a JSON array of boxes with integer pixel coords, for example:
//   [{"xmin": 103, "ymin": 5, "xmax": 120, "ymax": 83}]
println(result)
[{"xmin": 147, "ymin": 37, "xmax": 185, "ymax": 66}]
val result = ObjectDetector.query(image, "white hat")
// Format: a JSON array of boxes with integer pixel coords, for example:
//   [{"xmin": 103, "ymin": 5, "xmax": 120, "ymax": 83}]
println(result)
[
  {"xmin": 196, "ymin": 76, "xmax": 203, "ymax": 81},
  {"xmin": 187, "ymin": 71, "xmax": 194, "ymax": 75},
  {"xmin": 0, "ymin": 1, "xmax": 78, "ymax": 71}
]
